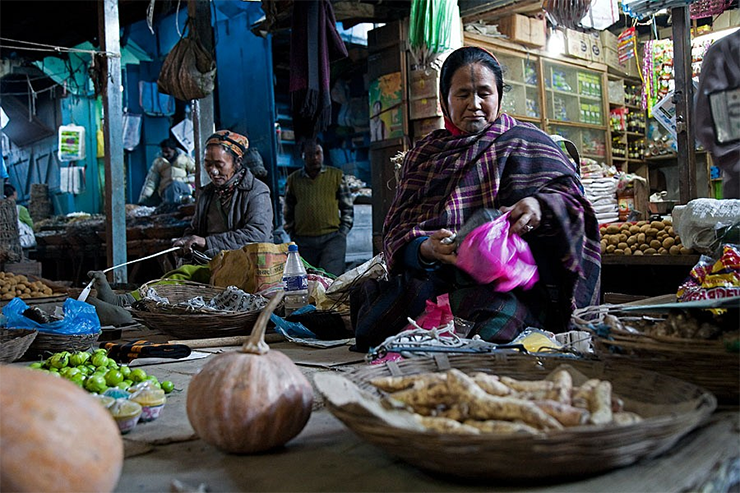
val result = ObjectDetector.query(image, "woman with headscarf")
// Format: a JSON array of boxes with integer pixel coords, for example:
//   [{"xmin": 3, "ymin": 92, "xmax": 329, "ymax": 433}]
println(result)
[
  {"xmin": 173, "ymin": 130, "xmax": 274, "ymax": 258},
  {"xmin": 353, "ymin": 47, "xmax": 601, "ymax": 351}
]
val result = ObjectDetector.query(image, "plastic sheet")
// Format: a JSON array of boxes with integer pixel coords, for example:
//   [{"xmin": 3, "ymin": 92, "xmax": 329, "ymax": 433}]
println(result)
[{"xmin": 2, "ymin": 297, "xmax": 101, "ymax": 334}]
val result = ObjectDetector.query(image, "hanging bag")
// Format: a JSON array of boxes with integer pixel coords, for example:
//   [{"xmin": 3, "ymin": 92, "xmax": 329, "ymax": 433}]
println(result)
[{"xmin": 157, "ymin": 19, "xmax": 216, "ymax": 101}]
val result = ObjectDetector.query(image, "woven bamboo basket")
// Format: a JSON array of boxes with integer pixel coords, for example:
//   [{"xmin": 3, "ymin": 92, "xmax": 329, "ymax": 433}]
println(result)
[
  {"xmin": 0, "ymin": 328, "xmax": 38, "ymax": 363},
  {"xmin": 25, "ymin": 331, "xmax": 100, "ymax": 359},
  {"xmin": 130, "ymin": 280, "xmax": 262, "ymax": 339},
  {"xmin": 316, "ymin": 352, "xmax": 716, "ymax": 481},
  {"xmin": 573, "ymin": 305, "xmax": 739, "ymax": 405}
]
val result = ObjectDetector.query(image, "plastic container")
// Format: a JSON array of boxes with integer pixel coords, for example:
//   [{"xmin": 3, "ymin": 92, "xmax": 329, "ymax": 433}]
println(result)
[
  {"xmin": 110, "ymin": 399, "xmax": 142, "ymax": 434},
  {"xmin": 282, "ymin": 244, "xmax": 308, "ymax": 316},
  {"xmin": 129, "ymin": 386, "xmax": 166, "ymax": 422}
]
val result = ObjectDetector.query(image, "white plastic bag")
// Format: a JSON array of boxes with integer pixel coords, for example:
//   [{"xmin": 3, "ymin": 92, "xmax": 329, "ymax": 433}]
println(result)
[{"xmin": 673, "ymin": 198, "xmax": 740, "ymax": 253}]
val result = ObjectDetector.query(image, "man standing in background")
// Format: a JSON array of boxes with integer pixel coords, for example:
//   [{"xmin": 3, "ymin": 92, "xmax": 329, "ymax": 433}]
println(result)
[{"xmin": 283, "ymin": 141, "xmax": 353, "ymax": 276}]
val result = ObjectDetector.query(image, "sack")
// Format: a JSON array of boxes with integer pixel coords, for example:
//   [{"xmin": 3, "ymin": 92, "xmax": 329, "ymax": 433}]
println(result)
[
  {"xmin": 456, "ymin": 212, "xmax": 539, "ymax": 291},
  {"xmin": 2, "ymin": 297, "xmax": 100, "ymax": 335},
  {"xmin": 157, "ymin": 26, "xmax": 216, "ymax": 102},
  {"xmin": 18, "ymin": 220, "xmax": 36, "ymax": 248},
  {"xmin": 209, "ymin": 243, "xmax": 292, "ymax": 295}
]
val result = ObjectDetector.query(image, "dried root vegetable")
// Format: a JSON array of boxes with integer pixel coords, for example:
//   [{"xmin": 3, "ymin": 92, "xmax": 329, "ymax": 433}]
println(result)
[
  {"xmin": 534, "ymin": 400, "xmax": 589, "ymax": 427},
  {"xmin": 369, "ymin": 369, "xmax": 641, "ymax": 436},
  {"xmin": 446, "ymin": 370, "xmax": 563, "ymax": 430},
  {"xmin": 415, "ymin": 416, "xmax": 480, "ymax": 434},
  {"xmin": 471, "ymin": 372, "xmax": 512, "ymax": 396},
  {"xmin": 463, "ymin": 419, "xmax": 540, "ymax": 435},
  {"xmin": 370, "ymin": 373, "xmax": 446, "ymax": 393}
]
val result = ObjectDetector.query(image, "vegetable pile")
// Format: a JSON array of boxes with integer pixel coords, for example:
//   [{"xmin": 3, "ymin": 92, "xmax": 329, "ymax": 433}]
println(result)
[
  {"xmin": 370, "ymin": 369, "xmax": 642, "ymax": 434},
  {"xmin": 599, "ymin": 219, "xmax": 693, "ymax": 256},
  {"xmin": 28, "ymin": 349, "xmax": 174, "ymax": 395},
  {"xmin": 0, "ymin": 273, "xmax": 55, "ymax": 300}
]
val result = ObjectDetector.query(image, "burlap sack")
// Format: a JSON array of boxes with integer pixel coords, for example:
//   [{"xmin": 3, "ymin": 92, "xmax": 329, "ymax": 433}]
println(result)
[
  {"xmin": 157, "ymin": 31, "xmax": 216, "ymax": 102},
  {"xmin": 209, "ymin": 243, "xmax": 292, "ymax": 295}
]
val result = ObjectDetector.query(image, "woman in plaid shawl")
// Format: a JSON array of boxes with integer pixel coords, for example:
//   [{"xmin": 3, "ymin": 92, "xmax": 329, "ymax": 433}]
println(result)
[{"xmin": 353, "ymin": 47, "xmax": 600, "ymax": 351}]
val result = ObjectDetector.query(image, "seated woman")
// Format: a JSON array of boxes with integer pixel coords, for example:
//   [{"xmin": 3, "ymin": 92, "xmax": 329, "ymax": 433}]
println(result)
[
  {"xmin": 173, "ymin": 130, "xmax": 274, "ymax": 258},
  {"xmin": 354, "ymin": 47, "xmax": 601, "ymax": 351}
]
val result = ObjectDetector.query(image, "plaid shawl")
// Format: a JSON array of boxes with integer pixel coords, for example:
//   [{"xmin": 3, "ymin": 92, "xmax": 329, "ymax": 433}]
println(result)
[{"xmin": 383, "ymin": 113, "xmax": 601, "ymax": 309}]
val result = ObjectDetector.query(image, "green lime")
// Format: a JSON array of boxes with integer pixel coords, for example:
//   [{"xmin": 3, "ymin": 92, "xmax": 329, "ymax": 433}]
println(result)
[
  {"xmin": 84, "ymin": 375, "xmax": 107, "ymax": 393},
  {"xmin": 70, "ymin": 374, "xmax": 86, "ymax": 387},
  {"xmin": 161, "ymin": 380, "xmax": 174, "ymax": 394},
  {"xmin": 130, "ymin": 368, "xmax": 147, "ymax": 383},
  {"xmin": 49, "ymin": 352, "xmax": 69, "ymax": 369},
  {"xmin": 104, "ymin": 369, "xmax": 124, "ymax": 386},
  {"xmin": 116, "ymin": 381, "xmax": 131, "ymax": 391},
  {"xmin": 122, "ymin": 379, "xmax": 134, "ymax": 387},
  {"xmin": 28, "ymin": 362, "xmax": 44, "ymax": 369},
  {"xmin": 70, "ymin": 351, "xmax": 91, "ymax": 367},
  {"xmin": 91, "ymin": 353, "xmax": 109, "ymax": 368},
  {"xmin": 119, "ymin": 365, "xmax": 131, "ymax": 378}
]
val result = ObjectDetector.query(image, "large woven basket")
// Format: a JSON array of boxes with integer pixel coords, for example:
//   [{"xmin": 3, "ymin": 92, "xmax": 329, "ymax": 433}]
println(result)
[
  {"xmin": 573, "ymin": 304, "xmax": 739, "ymax": 405},
  {"xmin": 316, "ymin": 352, "xmax": 716, "ymax": 481},
  {"xmin": 130, "ymin": 280, "xmax": 262, "ymax": 339},
  {"xmin": 25, "ymin": 331, "xmax": 100, "ymax": 359},
  {"xmin": 0, "ymin": 328, "xmax": 38, "ymax": 363}
]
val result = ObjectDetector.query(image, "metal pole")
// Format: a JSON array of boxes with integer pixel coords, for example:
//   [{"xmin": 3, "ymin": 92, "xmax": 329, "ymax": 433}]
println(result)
[
  {"xmin": 188, "ymin": 0, "xmax": 215, "ymax": 196},
  {"xmin": 98, "ymin": 0, "xmax": 127, "ymax": 283},
  {"xmin": 672, "ymin": 5, "xmax": 697, "ymax": 203}
]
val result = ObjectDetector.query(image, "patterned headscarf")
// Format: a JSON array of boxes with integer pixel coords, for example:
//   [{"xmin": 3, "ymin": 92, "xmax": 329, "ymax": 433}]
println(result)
[
  {"xmin": 205, "ymin": 130, "xmax": 249, "ymax": 160},
  {"xmin": 206, "ymin": 130, "xmax": 249, "ymax": 208}
]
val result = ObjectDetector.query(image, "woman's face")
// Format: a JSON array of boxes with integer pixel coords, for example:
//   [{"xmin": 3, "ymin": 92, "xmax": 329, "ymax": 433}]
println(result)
[
  {"xmin": 204, "ymin": 145, "xmax": 237, "ymax": 186},
  {"xmin": 445, "ymin": 62, "xmax": 500, "ymax": 134}
]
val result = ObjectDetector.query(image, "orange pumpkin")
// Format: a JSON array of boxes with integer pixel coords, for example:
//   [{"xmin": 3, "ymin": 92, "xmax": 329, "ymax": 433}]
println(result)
[
  {"xmin": 0, "ymin": 365, "xmax": 124, "ymax": 492},
  {"xmin": 186, "ymin": 293, "xmax": 314, "ymax": 453}
]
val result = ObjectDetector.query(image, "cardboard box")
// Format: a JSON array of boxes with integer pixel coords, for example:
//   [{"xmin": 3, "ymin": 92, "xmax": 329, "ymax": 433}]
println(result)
[
  {"xmin": 600, "ymin": 29, "xmax": 619, "ymax": 52},
  {"xmin": 529, "ymin": 16, "xmax": 546, "ymax": 48},
  {"xmin": 409, "ymin": 97, "xmax": 442, "ymax": 120},
  {"xmin": 413, "ymin": 116, "xmax": 444, "ymax": 139},
  {"xmin": 566, "ymin": 29, "xmax": 590, "ymax": 61},
  {"xmin": 584, "ymin": 32, "xmax": 604, "ymax": 63},
  {"xmin": 497, "ymin": 14, "xmax": 530, "ymax": 45},
  {"xmin": 409, "ymin": 69, "xmax": 439, "ymax": 101},
  {"xmin": 606, "ymin": 48, "xmax": 640, "ymax": 77}
]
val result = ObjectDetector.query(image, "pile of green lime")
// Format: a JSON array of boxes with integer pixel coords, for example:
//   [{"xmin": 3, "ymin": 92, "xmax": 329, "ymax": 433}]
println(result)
[{"xmin": 28, "ymin": 349, "xmax": 175, "ymax": 395}]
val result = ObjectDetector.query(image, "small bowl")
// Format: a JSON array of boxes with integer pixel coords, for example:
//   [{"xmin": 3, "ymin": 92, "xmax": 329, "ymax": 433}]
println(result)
[
  {"xmin": 91, "ymin": 395, "xmax": 116, "ymax": 409},
  {"xmin": 110, "ymin": 399, "xmax": 142, "ymax": 434},
  {"xmin": 130, "ymin": 388, "xmax": 166, "ymax": 423}
]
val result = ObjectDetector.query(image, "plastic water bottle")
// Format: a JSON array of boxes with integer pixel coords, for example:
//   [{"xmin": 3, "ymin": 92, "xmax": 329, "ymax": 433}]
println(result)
[{"xmin": 282, "ymin": 244, "xmax": 308, "ymax": 316}]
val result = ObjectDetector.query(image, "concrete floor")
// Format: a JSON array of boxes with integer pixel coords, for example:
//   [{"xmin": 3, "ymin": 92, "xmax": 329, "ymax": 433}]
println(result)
[{"xmin": 112, "ymin": 341, "xmax": 740, "ymax": 493}]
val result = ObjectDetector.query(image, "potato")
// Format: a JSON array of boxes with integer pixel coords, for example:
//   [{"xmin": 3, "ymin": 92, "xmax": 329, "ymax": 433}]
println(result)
[
  {"xmin": 646, "ymin": 228, "xmax": 659, "ymax": 236},
  {"xmin": 657, "ymin": 231, "xmax": 667, "ymax": 240},
  {"xmin": 624, "ymin": 247, "xmax": 632, "ymax": 255},
  {"xmin": 640, "ymin": 224, "xmax": 651, "ymax": 233},
  {"xmin": 675, "ymin": 236, "xmax": 682, "ymax": 245},
  {"xmin": 639, "ymin": 244, "xmax": 650, "ymax": 251},
  {"xmin": 650, "ymin": 221, "xmax": 665, "ymax": 230},
  {"xmin": 628, "ymin": 225, "xmax": 640, "ymax": 235},
  {"xmin": 633, "ymin": 249, "xmax": 644, "ymax": 256},
  {"xmin": 669, "ymin": 245, "xmax": 681, "ymax": 255},
  {"xmin": 637, "ymin": 233, "xmax": 646, "ymax": 244},
  {"xmin": 663, "ymin": 237, "xmax": 675, "ymax": 248},
  {"xmin": 680, "ymin": 247, "xmax": 692, "ymax": 255},
  {"xmin": 644, "ymin": 248, "xmax": 657, "ymax": 255},
  {"xmin": 614, "ymin": 249, "xmax": 624, "ymax": 255},
  {"xmin": 606, "ymin": 244, "xmax": 616, "ymax": 253},
  {"xmin": 636, "ymin": 220, "xmax": 648, "ymax": 227},
  {"xmin": 600, "ymin": 227, "xmax": 607, "ymax": 235},
  {"xmin": 600, "ymin": 240, "xmax": 608, "ymax": 252},
  {"xmin": 666, "ymin": 226, "xmax": 674, "ymax": 236},
  {"xmin": 626, "ymin": 236, "xmax": 637, "ymax": 246},
  {"xmin": 618, "ymin": 233, "xmax": 628, "ymax": 242},
  {"xmin": 658, "ymin": 247, "xmax": 668, "ymax": 254},
  {"xmin": 609, "ymin": 236, "xmax": 619, "ymax": 245},
  {"xmin": 650, "ymin": 240, "xmax": 662, "ymax": 249},
  {"xmin": 606, "ymin": 225, "xmax": 620, "ymax": 234},
  {"xmin": 617, "ymin": 242, "xmax": 628, "ymax": 250}
]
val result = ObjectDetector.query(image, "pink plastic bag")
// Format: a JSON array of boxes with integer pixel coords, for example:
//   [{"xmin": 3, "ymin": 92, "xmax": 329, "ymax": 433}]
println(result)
[{"xmin": 456, "ymin": 212, "xmax": 539, "ymax": 291}]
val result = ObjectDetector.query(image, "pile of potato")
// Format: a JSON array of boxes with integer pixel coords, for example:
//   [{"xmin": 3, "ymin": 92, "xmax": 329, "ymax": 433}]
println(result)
[
  {"xmin": 371, "ymin": 369, "xmax": 641, "ymax": 435},
  {"xmin": 0, "ymin": 273, "xmax": 55, "ymax": 300},
  {"xmin": 599, "ymin": 219, "xmax": 693, "ymax": 256}
]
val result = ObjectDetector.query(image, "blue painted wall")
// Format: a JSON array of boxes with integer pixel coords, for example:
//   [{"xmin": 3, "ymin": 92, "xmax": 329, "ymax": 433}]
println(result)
[{"xmin": 212, "ymin": 0, "xmax": 279, "ymax": 225}]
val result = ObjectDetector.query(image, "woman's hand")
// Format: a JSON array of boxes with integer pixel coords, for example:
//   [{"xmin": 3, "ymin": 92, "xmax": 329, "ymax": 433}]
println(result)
[
  {"xmin": 501, "ymin": 197, "xmax": 542, "ymax": 236},
  {"xmin": 420, "ymin": 229, "xmax": 458, "ymax": 265},
  {"xmin": 173, "ymin": 235, "xmax": 207, "ymax": 254}
]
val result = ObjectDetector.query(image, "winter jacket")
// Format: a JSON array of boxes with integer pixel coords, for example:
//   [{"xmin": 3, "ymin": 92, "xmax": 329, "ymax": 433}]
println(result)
[
  {"xmin": 138, "ymin": 152, "xmax": 195, "ymax": 203},
  {"xmin": 186, "ymin": 169, "xmax": 274, "ymax": 257}
]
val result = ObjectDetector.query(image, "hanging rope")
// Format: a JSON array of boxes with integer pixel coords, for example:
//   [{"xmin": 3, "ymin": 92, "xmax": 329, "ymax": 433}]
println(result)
[{"xmin": 0, "ymin": 37, "xmax": 120, "ymax": 58}]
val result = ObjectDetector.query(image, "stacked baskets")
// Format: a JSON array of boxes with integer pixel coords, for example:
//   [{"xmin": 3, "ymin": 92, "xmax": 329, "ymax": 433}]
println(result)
[
  {"xmin": 0, "ymin": 198, "xmax": 22, "ymax": 263},
  {"xmin": 0, "ymin": 328, "xmax": 38, "ymax": 363}
]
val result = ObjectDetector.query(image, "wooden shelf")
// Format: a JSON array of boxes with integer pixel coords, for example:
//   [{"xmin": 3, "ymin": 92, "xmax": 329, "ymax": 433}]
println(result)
[
  {"xmin": 628, "ymin": 159, "xmax": 645, "ymax": 164},
  {"xmin": 626, "ymin": 132, "xmax": 644, "ymax": 137},
  {"xmin": 602, "ymin": 254, "xmax": 700, "ymax": 266},
  {"xmin": 626, "ymin": 104, "xmax": 643, "ymax": 110}
]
